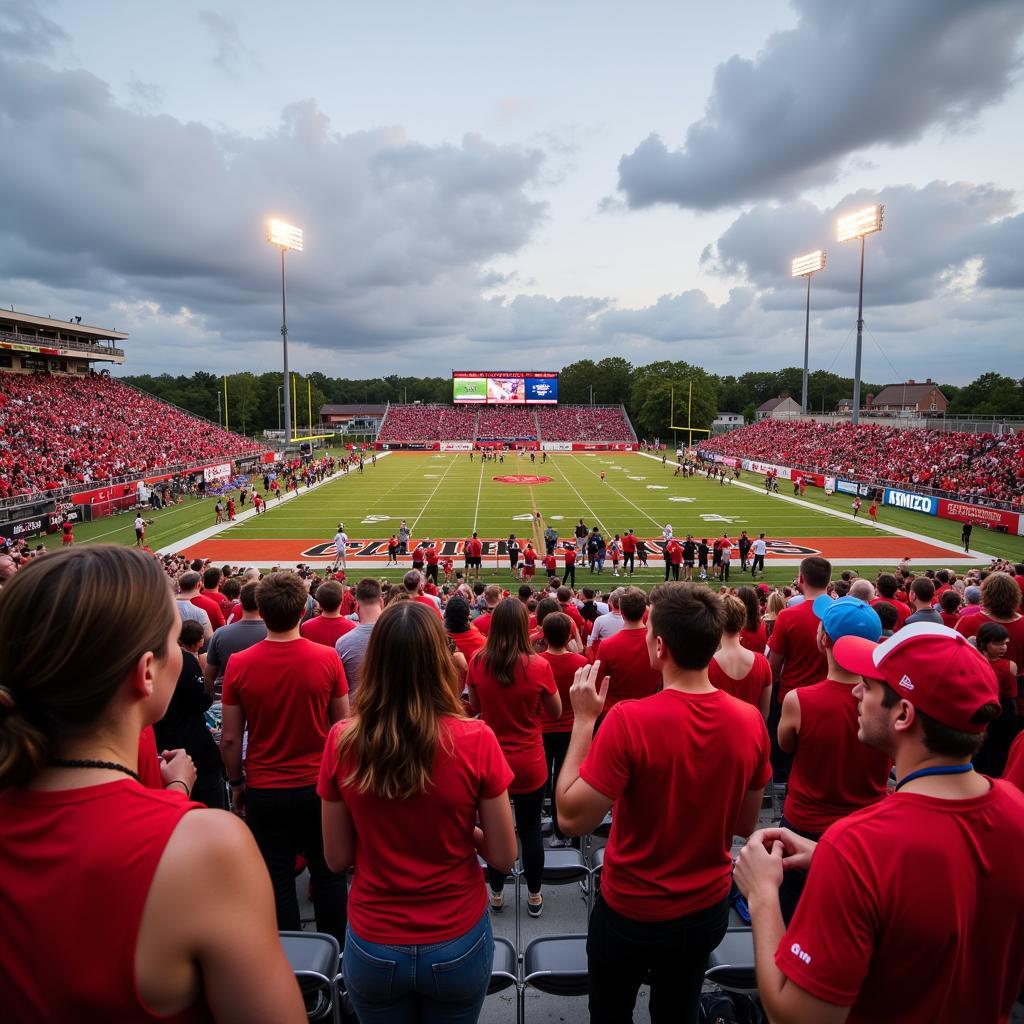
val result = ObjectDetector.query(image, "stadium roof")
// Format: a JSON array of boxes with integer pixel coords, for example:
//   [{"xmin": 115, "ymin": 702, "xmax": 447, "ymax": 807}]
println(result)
[
  {"xmin": 0, "ymin": 308, "xmax": 128, "ymax": 341},
  {"xmin": 320, "ymin": 404, "xmax": 388, "ymax": 416}
]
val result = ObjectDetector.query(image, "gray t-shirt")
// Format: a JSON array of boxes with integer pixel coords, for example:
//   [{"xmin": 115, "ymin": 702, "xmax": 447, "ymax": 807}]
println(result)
[
  {"xmin": 905, "ymin": 607, "xmax": 944, "ymax": 626},
  {"xmin": 588, "ymin": 612, "xmax": 624, "ymax": 648},
  {"xmin": 176, "ymin": 599, "xmax": 211, "ymax": 632},
  {"xmin": 206, "ymin": 619, "xmax": 268, "ymax": 681},
  {"xmin": 336, "ymin": 622, "xmax": 375, "ymax": 695}
]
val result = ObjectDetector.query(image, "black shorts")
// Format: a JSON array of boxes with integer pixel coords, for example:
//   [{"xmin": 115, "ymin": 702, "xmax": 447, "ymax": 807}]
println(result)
[
  {"xmin": 467, "ymin": 557, "xmax": 481, "ymax": 568},
  {"xmin": 509, "ymin": 556, "xmax": 519, "ymax": 568},
  {"xmin": 412, "ymin": 562, "xmax": 424, "ymax": 572},
  {"xmin": 684, "ymin": 560, "xmax": 694, "ymax": 568}
]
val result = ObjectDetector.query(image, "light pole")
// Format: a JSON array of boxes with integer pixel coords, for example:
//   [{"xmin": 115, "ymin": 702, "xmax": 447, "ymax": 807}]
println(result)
[
  {"xmin": 266, "ymin": 219, "xmax": 303, "ymax": 444},
  {"xmin": 837, "ymin": 204, "xmax": 884, "ymax": 426},
  {"xmin": 589, "ymin": 383, "xmax": 594, "ymax": 406},
  {"xmin": 277, "ymin": 386, "xmax": 283, "ymax": 431},
  {"xmin": 791, "ymin": 250, "xmax": 826, "ymax": 416}
]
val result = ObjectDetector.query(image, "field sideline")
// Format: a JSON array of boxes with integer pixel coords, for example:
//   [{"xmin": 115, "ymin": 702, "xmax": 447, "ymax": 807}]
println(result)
[{"xmin": 104, "ymin": 450, "xmax": 1024, "ymax": 587}]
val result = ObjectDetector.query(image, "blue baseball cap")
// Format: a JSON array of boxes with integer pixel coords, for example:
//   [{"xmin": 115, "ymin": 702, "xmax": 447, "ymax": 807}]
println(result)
[{"xmin": 812, "ymin": 594, "xmax": 882, "ymax": 643}]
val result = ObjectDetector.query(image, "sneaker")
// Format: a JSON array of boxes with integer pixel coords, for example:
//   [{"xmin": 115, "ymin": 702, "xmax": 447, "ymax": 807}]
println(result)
[
  {"xmin": 548, "ymin": 836, "xmax": 571, "ymax": 849},
  {"xmin": 527, "ymin": 894, "xmax": 544, "ymax": 918},
  {"xmin": 731, "ymin": 891, "xmax": 752, "ymax": 925},
  {"xmin": 489, "ymin": 890, "xmax": 504, "ymax": 913}
]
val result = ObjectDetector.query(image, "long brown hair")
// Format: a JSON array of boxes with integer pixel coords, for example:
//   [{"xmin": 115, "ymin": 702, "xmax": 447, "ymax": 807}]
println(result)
[
  {"xmin": 335, "ymin": 600, "xmax": 465, "ymax": 800},
  {"xmin": 0, "ymin": 546, "xmax": 176, "ymax": 788},
  {"xmin": 479, "ymin": 598, "xmax": 533, "ymax": 687}
]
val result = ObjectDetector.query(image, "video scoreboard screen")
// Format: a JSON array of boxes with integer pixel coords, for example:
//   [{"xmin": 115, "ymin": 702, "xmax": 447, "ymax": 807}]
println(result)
[{"xmin": 452, "ymin": 371, "xmax": 558, "ymax": 404}]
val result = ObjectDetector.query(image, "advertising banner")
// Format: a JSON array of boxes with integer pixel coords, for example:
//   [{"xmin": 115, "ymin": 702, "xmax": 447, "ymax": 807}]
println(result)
[
  {"xmin": 0, "ymin": 501, "xmax": 58, "ymax": 542},
  {"xmin": 836, "ymin": 479, "xmax": 872, "ymax": 497},
  {"xmin": 440, "ymin": 441, "xmax": 473, "ymax": 451},
  {"xmin": 203, "ymin": 463, "xmax": 232, "ymax": 484},
  {"xmin": 541, "ymin": 441, "xmax": 572, "ymax": 452},
  {"xmin": 791, "ymin": 470, "xmax": 825, "ymax": 488},
  {"xmin": 938, "ymin": 499, "xmax": 1023, "ymax": 535},
  {"xmin": 884, "ymin": 487, "xmax": 938, "ymax": 516}
]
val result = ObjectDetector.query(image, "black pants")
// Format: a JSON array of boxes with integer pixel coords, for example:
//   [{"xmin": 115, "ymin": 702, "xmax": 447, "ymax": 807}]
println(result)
[
  {"xmin": 751, "ymin": 554, "xmax": 764, "ymax": 576},
  {"xmin": 623, "ymin": 552, "xmax": 634, "ymax": 573},
  {"xmin": 664, "ymin": 560, "xmax": 672, "ymax": 581},
  {"xmin": 191, "ymin": 771, "xmax": 227, "ymax": 810},
  {"xmin": 564, "ymin": 564, "xmax": 576, "ymax": 587},
  {"xmin": 543, "ymin": 732, "xmax": 571, "ymax": 840},
  {"xmin": 587, "ymin": 892, "xmax": 729, "ymax": 1024},
  {"xmin": 767, "ymin": 688, "xmax": 791, "ymax": 784},
  {"xmin": 246, "ymin": 785, "xmax": 348, "ymax": 943},
  {"xmin": 777, "ymin": 816, "xmax": 821, "ymax": 925},
  {"xmin": 721, "ymin": 562, "xmax": 730, "ymax": 581},
  {"xmin": 486, "ymin": 784, "xmax": 545, "ymax": 894},
  {"xmin": 426, "ymin": 564, "xmax": 438, "ymax": 583}
]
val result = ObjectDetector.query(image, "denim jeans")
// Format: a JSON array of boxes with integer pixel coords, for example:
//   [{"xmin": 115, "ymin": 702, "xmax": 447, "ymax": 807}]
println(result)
[
  {"xmin": 343, "ymin": 910, "xmax": 493, "ymax": 1024},
  {"xmin": 245, "ymin": 785, "xmax": 347, "ymax": 942},
  {"xmin": 587, "ymin": 892, "xmax": 729, "ymax": 1024}
]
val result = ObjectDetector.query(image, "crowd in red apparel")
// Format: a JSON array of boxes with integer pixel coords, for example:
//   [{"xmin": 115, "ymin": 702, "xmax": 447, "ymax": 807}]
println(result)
[
  {"xmin": 376, "ymin": 404, "xmax": 477, "ymax": 442},
  {"xmin": 0, "ymin": 373, "xmax": 263, "ymax": 500},
  {"xmin": 535, "ymin": 405, "xmax": 636, "ymax": 442},
  {"xmin": 476, "ymin": 405, "xmax": 538, "ymax": 439},
  {"xmin": 699, "ymin": 419, "xmax": 1024, "ymax": 506}
]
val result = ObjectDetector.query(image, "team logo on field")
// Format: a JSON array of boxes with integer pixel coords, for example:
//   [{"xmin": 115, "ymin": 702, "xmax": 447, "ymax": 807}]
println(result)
[{"xmin": 492, "ymin": 475, "xmax": 553, "ymax": 485}]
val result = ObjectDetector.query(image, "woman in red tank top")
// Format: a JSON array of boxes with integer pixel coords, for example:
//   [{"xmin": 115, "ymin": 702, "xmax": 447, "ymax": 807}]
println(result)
[
  {"xmin": 0, "ymin": 546, "xmax": 304, "ymax": 1023},
  {"xmin": 708, "ymin": 595, "xmax": 773, "ymax": 719}
]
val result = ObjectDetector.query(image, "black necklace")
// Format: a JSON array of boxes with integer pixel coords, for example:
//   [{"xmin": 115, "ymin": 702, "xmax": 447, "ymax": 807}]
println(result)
[{"xmin": 49, "ymin": 759, "xmax": 141, "ymax": 783}]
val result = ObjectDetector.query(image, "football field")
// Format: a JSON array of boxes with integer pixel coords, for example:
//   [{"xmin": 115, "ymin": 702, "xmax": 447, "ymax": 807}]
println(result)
[{"xmin": 137, "ymin": 451, "xmax": 1023, "ymax": 587}]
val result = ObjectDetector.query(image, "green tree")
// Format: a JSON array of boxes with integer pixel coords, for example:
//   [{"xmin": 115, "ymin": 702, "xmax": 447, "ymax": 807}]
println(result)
[{"xmin": 557, "ymin": 360, "xmax": 599, "ymax": 405}]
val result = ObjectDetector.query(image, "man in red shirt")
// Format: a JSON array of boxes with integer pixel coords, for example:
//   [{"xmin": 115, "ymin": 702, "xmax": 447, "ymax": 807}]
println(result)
[
  {"xmin": 465, "ymin": 532, "xmax": 484, "ymax": 580},
  {"xmin": 221, "ymin": 571, "xmax": 350, "ymax": 940},
  {"xmin": 776, "ymin": 595, "xmax": 889, "ymax": 922},
  {"xmin": 558, "ymin": 583, "xmax": 770, "ymax": 1022},
  {"xmin": 201, "ymin": 566, "xmax": 232, "ymax": 621},
  {"xmin": 542, "ymin": 550, "xmax": 559, "ymax": 583},
  {"xmin": 423, "ymin": 541, "xmax": 439, "ymax": 585},
  {"xmin": 402, "ymin": 569, "xmax": 442, "ymax": 616},
  {"xmin": 596, "ymin": 588, "xmax": 662, "ymax": 711},
  {"xmin": 767, "ymin": 556, "xmax": 831, "ymax": 781},
  {"xmin": 736, "ymin": 623, "xmax": 1024, "ymax": 1024},
  {"xmin": 472, "ymin": 584, "xmax": 501, "ymax": 634},
  {"xmin": 871, "ymin": 573, "xmax": 911, "ymax": 631},
  {"xmin": 178, "ymin": 571, "xmax": 226, "ymax": 631},
  {"xmin": 621, "ymin": 529, "xmax": 636, "ymax": 577},
  {"xmin": 664, "ymin": 537, "xmax": 682, "ymax": 581},
  {"xmin": 563, "ymin": 544, "xmax": 577, "ymax": 588},
  {"xmin": 300, "ymin": 580, "xmax": 356, "ymax": 648},
  {"xmin": 522, "ymin": 542, "xmax": 536, "ymax": 582}
]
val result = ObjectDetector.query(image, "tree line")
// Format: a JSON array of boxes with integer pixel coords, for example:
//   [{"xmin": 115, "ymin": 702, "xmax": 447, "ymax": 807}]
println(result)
[{"xmin": 119, "ymin": 364, "xmax": 1024, "ymax": 440}]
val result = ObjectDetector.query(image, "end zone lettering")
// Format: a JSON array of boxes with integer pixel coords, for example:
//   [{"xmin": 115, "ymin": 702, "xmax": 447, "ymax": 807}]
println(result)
[{"xmin": 883, "ymin": 488, "xmax": 937, "ymax": 516}]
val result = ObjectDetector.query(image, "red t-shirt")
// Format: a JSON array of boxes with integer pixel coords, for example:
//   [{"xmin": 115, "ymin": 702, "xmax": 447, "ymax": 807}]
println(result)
[
  {"xmin": 871, "ymin": 597, "xmax": 911, "ymax": 631},
  {"xmin": 542, "ymin": 555, "xmax": 557, "ymax": 573},
  {"xmin": 622, "ymin": 534, "xmax": 636, "ymax": 554},
  {"xmin": 473, "ymin": 611, "xmax": 494, "ymax": 636},
  {"xmin": 190, "ymin": 593, "xmax": 225, "ymax": 630},
  {"xmin": 767, "ymin": 601, "xmax": 827, "ymax": 701},
  {"xmin": 560, "ymin": 602, "xmax": 586, "ymax": 632},
  {"xmin": 449, "ymin": 627, "xmax": 486, "ymax": 662},
  {"xmin": 425, "ymin": 547, "xmax": 439, "ymax": 565},
  {"xmin": 523, "ymin": 549, "xmax": 536, "ymax": 567},
  {"xmin": 467, "ymin": 538, "xmax": 483, "ymax": 558},
  {"xmin": 708, "ymin": 652, "xmax": 772, "ymax": 708},
  {"xmin": 600, "ymin": 627, "xmax": 661, "ymax": 710},
  {"xmin": 991, "ymin": 658, "xmax": 1018, "ymax": 700},
  {"xmin": 667, "ymin": 541, "xmax": 683, "ymax": 565},
  {"xmin": 414, "ymin": 594, "xmax": 442, "ymax": 617},
  {"xmin": 539, "ymin": 650, "xmax": 587, "ymax": 733},
  {"xmin": 467, "ymin": 653, "xmax": 556, "ymax": 793},
  {"xmin": 777, "ymin": 783, "xmax": 1024, "ymax": 1022},
  {"xmin": 784, "ymin": 679, "xmax": 891, "ymax": 833},
  {"xmin": 940, "ymin": 611, "xmax": 960, "ymax": 629},
  {"xmin": 317, "ymin": 716, "xmax": 512, "ymax": 944},
  {"xmin": 564, "ymin": 549, "xmax": 576, "ymax": 566},
  {"xmin": 222, "ymin": 638, "xmax": 348, "ymax": 788},
  {"xmin": 1004, "ymin": 731, "xmax": 1024, "ymax": 793},
  {"xmin": 956, "ymin": 613, "xmax": 1024, "ymax": 671},
  {"xmin": 137, "ymin": 725, "xmax": 164, "ymax": 790},
  {"xmin": 580, "ymin": 688, "xmax": 770, "ymax": 921},
  {"xmin": 739, "ymin": 621, "xmax": 767, "ymax": 654},
  {"xmin": 300, "ymin": 614, "xmax": 356, "ymax": 648}
]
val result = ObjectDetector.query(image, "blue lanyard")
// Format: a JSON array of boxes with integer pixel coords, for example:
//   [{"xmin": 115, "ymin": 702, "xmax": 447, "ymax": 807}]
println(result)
[{"xmin": 894, "ymin": 764, "xmax": 974, "ymax": 792}]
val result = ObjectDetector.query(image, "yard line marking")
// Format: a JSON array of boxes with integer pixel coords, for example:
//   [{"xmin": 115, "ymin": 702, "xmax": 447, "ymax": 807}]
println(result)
[
  {"xmin": 472, "ymin": 458, "xmax": 486, "ymax": 533},
  {"xmin": 547, "ymin": 456, "xmax": 608, "ymax": 534},
  {"xmin": 566, "ymin": 453, "xmax": 665, "ymax": 531},
  {"xmin": 410, "ymin": 455, "xmax": 461, "ymax": 533}
]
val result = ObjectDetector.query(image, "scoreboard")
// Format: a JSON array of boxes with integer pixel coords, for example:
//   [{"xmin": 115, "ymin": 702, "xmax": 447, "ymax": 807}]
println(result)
[{"xmin": 452, "ymin": 371, "xmax": 558, "ymax": 404}]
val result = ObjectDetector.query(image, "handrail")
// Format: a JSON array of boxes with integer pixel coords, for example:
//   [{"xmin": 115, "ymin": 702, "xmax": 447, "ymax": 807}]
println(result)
[{"xmin": 0, "ymin": 329, "xmax": 124, "ymax": 359}]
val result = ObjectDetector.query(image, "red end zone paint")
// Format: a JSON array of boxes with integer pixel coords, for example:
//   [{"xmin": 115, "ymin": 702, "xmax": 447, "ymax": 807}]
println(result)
[
  {"xmin": 492, "ymin": 475, "xmax": 553, "ymax": 484},
  {"xmin": 177, "ymin": 535, "xmax": 959, "ymax": 563}
]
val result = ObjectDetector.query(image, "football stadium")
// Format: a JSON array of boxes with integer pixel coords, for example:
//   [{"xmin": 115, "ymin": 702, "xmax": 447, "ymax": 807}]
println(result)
[{"xmin": 3, "ymin": 5, "xmax": 1024, "ymax": 1024}]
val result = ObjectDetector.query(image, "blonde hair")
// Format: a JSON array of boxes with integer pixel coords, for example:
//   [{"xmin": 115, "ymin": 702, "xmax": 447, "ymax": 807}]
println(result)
[
  {"xmin": 765, "ymin": 592, "xmax": 786, "ymax": 619},
  {"xmin": 335, "ymin": 600, "xmax": 464, "ymax": 800}
]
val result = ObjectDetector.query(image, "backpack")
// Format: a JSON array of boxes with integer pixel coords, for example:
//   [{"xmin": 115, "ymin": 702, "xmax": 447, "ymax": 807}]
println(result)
[{"xmin": 699, "ymin": 992, "xmax": 764, "ymax": 1024}]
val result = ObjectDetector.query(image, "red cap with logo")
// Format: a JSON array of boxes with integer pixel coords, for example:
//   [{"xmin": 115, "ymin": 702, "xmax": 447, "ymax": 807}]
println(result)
[{"xmin": 833, "ymin": 622, "xmax": 999, "ymax": 734}]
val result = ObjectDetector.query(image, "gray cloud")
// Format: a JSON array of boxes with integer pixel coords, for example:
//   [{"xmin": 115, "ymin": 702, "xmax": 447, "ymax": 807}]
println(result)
[
  {"xmin": 196, "ymin": 10, "xmax": 256, "ymax": 79},
  {"xmin": 618, "ymin": 0, "xmax": 1024, "ymax": 210},
  {"xmin": 0, "ymin": 0, "xmax": 67, "ymax": 56}
]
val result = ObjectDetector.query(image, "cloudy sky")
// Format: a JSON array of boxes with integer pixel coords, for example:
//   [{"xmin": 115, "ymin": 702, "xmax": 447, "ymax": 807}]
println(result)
[{"xmin": 1, "ymin": 0, "xmax": 1022, "ymax": 384}]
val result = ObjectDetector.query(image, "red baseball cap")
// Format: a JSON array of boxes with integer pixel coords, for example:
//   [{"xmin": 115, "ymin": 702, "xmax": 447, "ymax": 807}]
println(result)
[{"xmin": 833, "ymin": 623, "xmax": 999, "ymax": 734}]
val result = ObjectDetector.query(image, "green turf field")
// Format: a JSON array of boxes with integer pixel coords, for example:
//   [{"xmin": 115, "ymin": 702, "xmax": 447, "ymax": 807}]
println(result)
[{"xmin": 46, "ymin": 450, "xmax": 1022, "ymax": 589}]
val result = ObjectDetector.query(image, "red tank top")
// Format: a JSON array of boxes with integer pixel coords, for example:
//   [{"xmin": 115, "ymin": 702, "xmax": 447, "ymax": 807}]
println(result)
[
  {"xmin": 0, "ymin": 779, "xmax": 214, "ymax": 1023},
  {"xmin": 708, "ymin": 652, "xmax": 772, "ymax": 708},
  {"xmin": 784, "ymin": 679, "xmax": 892, "ymax": 834}
]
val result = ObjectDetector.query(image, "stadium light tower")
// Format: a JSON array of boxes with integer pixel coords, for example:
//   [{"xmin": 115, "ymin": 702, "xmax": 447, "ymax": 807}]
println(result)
[
  {"xmin": 837, "ymin": 204, "xmax": 884, "ymax": 425},
  {"xmin": 791, "ymin": 250, "xmax": 826, "ymax": 416},
  {"xmin": 266, "ymin": 219, "xmax": 303, "ymax": 444}
]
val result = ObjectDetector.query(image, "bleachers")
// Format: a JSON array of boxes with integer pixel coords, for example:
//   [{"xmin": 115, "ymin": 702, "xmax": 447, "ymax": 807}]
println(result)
[
  {"xmin": 535, "ymin": 405, "xmax": 636, "ymax": 442},
  {"xmin": 477, "ymin": 406, "xmax": 538, "ymax": 440},
  {"xmin": 375, "ymin": 404, "xmax": 476, "ymax": 442},
  {"xmin": 699, "ymin": 418, "xmax": 1024, "ymax": 506},
  {"xmin": 0, "ymin": 372, "xmax": 263, "ymax": 499}
]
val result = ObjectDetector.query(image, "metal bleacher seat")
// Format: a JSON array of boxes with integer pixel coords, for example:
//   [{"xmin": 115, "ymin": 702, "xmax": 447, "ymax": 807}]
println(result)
[
  {"xmin": 705, "ymin": 927, "xmax": 758, "ymax": 997},
  {"xmin": 521, "ymin": 933, "xmax": 589, "ymax": 1020},
  {"xmin": 279, "ymin": 930, "xmax": 342, "ymax": 1023}
]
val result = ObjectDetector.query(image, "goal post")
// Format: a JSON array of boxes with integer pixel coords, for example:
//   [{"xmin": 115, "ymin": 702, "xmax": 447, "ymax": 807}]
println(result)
[{"xmin": 670, "ymin": 382, "xmax": 711, "ymax": 449}]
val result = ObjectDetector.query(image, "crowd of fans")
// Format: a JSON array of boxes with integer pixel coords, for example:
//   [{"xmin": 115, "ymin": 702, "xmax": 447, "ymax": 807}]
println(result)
[
  {"xmin": 3, "ymin": 531, "xmax": 1024, "ymax": 1022},
  {"xmin": 699, "ymin": 418, "xmax": 1024, "ymax": 507},
  {"xmin": 535, "ymin": 405, "xmax": 636, "ymax": 442},
  {"xmin": 0, "ymin": 373, "xmax": 263, "ymax": 500},
  {"xmin": 375, "ymin": 403, "xmax": 636, "ymax": 444}
]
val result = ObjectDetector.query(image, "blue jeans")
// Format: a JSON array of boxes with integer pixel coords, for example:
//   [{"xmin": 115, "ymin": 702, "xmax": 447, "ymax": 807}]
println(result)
[{"xmin": 343, "ymin": 910, "xmax": 493, "ymax": 1024}]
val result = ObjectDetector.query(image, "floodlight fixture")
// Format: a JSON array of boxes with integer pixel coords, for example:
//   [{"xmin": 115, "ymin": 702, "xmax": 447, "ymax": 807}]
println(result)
[
  {"xmin": 267, "ymin": 218, "xmax": 304, "ymax": 252},
  {"xmin": 266, "ymin": 218, "xmax": 303, "ymax": 443},
  {"xmin": 791, "ymin": 250, "xmax": 826, "ymax": 278},
  {"xmin": 836, "ymin": 204, "xmax": 883, "ymax": 243},
  {"xmin": 790, "ymin": 250, "xmax": 827, "ymax": 414},
  {"xmin": 837, "ymin": 203, "xmax": 885, "ymax": 424}
]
